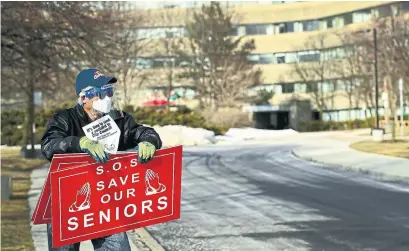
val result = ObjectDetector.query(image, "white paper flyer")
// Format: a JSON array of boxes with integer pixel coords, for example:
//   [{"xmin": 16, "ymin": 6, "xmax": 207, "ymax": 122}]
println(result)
[{"xmin": 82, "ymin": 115, "xmax": 121, "ymax": 154}]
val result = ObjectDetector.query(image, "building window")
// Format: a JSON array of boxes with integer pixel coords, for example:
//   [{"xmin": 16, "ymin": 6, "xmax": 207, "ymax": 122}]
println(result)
[
  {"xmin": 294, "ymin": 83, "xmax": 307, "ymax": 93},
  {"xmin": 232, "ymin": 25, "xmax": 246, "ymax": 36},
  {"xmin": 271, "ymin": 84, "xmax": 282, "ymax": 94},
  {"xmin": 175, "ymin": 58, "xmax": 192, "ymax": 67},
  {"xmin": 277, "ymin": 23, "xmax": 285, "ymax": 33},
  {"xmin": 336, "ymin": 79, "xmax": 346, "ymax": 90},
  {"xmin": 307, "ymin": 82, "xmax": 318, "ymax": 92},
  {"xmin": 353, "ymin": 9, "xmax": 372, "ymax": 23},
  {"xmin": 319, "ymin": 81, "xmax": 335, "ymax": 92},
  {"xmin": 231, "ymin": 26, "xmax": 239, "ymax": 36},
  {"xmin": 165, "ymin": 27, "xmax": 185, "ymax": 38},
  {"xmin": 321, "ymin": 46, "xmax": 347, "ymax": 61},
  {"xmin": 151, "ymin": 57, "xmax": 175, "ymax": 68},
  {"xmin": 136, "ymin": 27, "xmax": 186, "ymax": 39},
  {"xmin": 266, "ymin": 24, "xmax": 274, "ymax": 35},
  {"xmin": 298, "ymin": 50, "xmax": 320, "ymax": 62},
  {"xmin": 247, "ymin": 53, "xmax": 274, "ymax": 64},
  {"xmin": 325, "ymin": 17, "xmax": 334, "ymax": 29},
  {"xmin": 259, "ymin": 54, "xmax": 274, "ymax": 64},
  {"xmin": 247, "ymin": 54, "xmax": 260, "ymax": 64},
  {"xmin": 293, "ymin": 21, "xmax": 303, "ymax": 32},
  {"xmin": 332, "ymin": 16, "xmax": 345, "ymax": 28},
  {"xmin": 302, "ymin": 20, "xmax": 319, "ymax": 31},
  {"xmin": 343, "ymin": 13, "xmax": 353, "ymax": 25},
  {"xmin": 250, "ymin": 84, "xmax": 277, "ymax": 97},
  {"xmin": 135, "ymin": 58, "xmax": 153, "ymax": 69},
  {"xmin": 381, "ymin": 5, "xmax": 393, "ymax": 18},
  {"xmin": 335, "ymin": 47, "xmax": 347, "ymax": 58},
  {"xmin": 281, "ymin": 83, "xmax": 294, "ymax": 93},
  {"xmin": 247, "ymin": 46, "xmax": 349, "ymax": 65},
  {"xmin": 285, "ymin": 52, "xmax": 297, "ymax": 63},
  {"xmin": 285, "ymin": 22, "xmax": 295, "ymax": 32},
  {"xmin": 319, "ymin": 20, "xmax": 328, "ymax": 30},
  {"xmin": 275, "ymin": 53, "xmax": 286, "ymax": 64},
  {"xmin": 238, "ymin": 26, "xmax": 246, "ymax": 36},
  {"xmin": 245, "ymin": 24, "xmax": 269, "ymax": 35}
]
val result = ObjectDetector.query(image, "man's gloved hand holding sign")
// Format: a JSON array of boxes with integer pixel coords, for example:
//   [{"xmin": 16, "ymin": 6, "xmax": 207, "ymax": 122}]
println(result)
[
  {"xmin": 79, "ymin": 136, "xmax": 110, "ymax": 163},
  {"xmin": 138, "ymin": 141, "xmax": 156, "ymax": 163}
]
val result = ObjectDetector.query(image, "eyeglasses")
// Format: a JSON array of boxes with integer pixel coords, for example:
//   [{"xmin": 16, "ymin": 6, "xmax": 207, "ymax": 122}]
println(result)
[{"xmin": 84, "ymin": 84, "xmax": 114, "ymax": 99}]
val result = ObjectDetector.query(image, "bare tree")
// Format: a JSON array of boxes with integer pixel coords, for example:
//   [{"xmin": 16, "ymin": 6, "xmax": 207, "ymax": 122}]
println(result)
[
  {"xmin": 179, "ymin": 2, "xmax": 262, "ymax": 110},
  {"xmin": 333, "ymin": 31, "xmax": 373, "ymax": 120},
  {"xmin": 106, "ymin": 2, "xmax": 152, "ymax": 109},
  {"xmin": 342, "ymin": 5, "xmax": 408, "ymax": 139},
  {"xmin": 156, "ymin": 8, "xmax": 189, "ymax": 109},
  {"xmin": 376, "ymin": 15, "xmax": 409, "ymax": 128},
  {"xmin": 358, "ymin": 14, "xmax": 408, "ymax": 139},
  {"xmin": 289, "ymin": 33, "xmax": 337, "ymax": 120},
  {"xmin": 1, "ymin": 1, "xmax": 120, "ymax": 151}
]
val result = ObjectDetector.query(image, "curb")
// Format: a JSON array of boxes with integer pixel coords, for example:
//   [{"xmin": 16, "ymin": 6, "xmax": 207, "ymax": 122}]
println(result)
[
  {"xmin": 131, "ymin": 228, "xmax": 166, "ymax": 251},
  {"xmin": 291, "ymin": 148, "xmax": 409, "ymax": 185}
]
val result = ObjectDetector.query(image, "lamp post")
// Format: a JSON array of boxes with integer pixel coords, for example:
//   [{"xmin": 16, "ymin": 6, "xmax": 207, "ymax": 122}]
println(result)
[
  {"xmin": 398, "ymin": 78, "xmax": 404, "ymax": 138},
  {"xmin": 373, "ymin": 27, "xmax": 380, "ymax": 129}
]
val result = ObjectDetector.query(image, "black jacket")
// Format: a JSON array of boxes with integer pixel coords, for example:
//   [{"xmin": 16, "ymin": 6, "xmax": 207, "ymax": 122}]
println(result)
[{"xmin": 40, "ymin": 104, "xmax": 162, "ymax": 162}]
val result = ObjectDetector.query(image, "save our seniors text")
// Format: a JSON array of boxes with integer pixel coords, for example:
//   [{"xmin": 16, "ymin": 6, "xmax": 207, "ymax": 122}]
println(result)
[{"xmin": 67, "ymin": 158, "xmax": 168, "ymax": 231}]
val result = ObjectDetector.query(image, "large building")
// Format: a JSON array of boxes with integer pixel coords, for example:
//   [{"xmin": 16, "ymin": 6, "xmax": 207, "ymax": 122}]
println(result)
[{"xmin": 118, "ymin": 1, "xmax": 408, "ymax": 122}]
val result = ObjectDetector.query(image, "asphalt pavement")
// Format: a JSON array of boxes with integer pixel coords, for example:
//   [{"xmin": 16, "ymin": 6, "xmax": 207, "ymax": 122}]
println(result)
[{"xmin": 145, "ymin": 144, "xmax": 409, "ymax": 251}]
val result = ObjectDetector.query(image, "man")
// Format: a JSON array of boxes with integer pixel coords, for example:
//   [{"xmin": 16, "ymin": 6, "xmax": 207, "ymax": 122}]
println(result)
[{"xmin": 41, "ymin": 68, "xmax": 162, "ymax": 251}]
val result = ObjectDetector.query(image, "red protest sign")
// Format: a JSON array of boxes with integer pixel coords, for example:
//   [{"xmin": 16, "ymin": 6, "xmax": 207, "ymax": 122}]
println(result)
[
  {"xmin": 31, "ymin": 153, "xmax": 135, "ymax": 224},
  {"xmin": 32, "ymin": 154, "xmax": 93, "ymax": 224},
  {"xmin": 50, "ymin": 145, "xmax": 182, "ymax": 248}
]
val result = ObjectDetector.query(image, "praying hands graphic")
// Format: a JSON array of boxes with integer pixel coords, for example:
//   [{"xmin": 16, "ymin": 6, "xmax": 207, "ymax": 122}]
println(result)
[
  {"xmin": 69, "ymin": 182, "xmax": 91, "ymax": 212},
  {"xmin": 145, "ymin": 169, "xmax": 166, "ymax": 196}
]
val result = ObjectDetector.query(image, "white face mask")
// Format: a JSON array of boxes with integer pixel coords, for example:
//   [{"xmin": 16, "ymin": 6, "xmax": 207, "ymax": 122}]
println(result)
[{"xmin": 92, "ymin": 96, "xmax": 112, "ymax": 114}]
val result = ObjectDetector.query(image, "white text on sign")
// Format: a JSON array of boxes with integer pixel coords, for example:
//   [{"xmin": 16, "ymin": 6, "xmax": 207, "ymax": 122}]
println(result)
[{"xmin": 67, "ymin": 158, "xmax": 169, "ymax": 231}]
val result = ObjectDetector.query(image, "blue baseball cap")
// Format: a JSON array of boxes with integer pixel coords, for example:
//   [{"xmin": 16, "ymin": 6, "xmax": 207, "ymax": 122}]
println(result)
[{"xmin": 75, "ymin": 68, "xmax": 117, "ymax": 95}]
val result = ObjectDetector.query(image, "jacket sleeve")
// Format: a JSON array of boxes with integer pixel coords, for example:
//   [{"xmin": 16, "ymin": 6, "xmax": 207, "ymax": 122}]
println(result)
[
  {"xmin": 125, "ymin": 113, "xmax": 163, "ymax": 150},
  {"xmin": 40, "ymin": 113, "xmax": 83, "ymax": 162}
]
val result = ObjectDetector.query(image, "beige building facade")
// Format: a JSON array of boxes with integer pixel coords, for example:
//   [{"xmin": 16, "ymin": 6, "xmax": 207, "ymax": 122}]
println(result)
[{"xmin": 118, "ymin": 1, "xmax": 409, "ymax": 121}]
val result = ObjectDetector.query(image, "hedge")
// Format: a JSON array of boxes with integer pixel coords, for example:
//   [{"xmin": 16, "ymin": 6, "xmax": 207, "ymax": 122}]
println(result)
[
  {"xmin": 1, "ymin": 104, "xmax": 229, "ymax": 146},
  {"xmin": 299, "ymin": 117, "xmax": 376, "ymax": 132}
]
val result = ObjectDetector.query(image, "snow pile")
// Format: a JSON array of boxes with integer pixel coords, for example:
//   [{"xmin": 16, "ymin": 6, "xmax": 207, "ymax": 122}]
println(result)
[
  {"xmin": 150, "ymin": 125, "xmax": 300, "ymax": 146},
  {"xmin": 218, "ymin": 127, "xmax": 299, "ymax": 141},
  {"xmin": 151, "ymin": 125, "xmax": 217, "ymax": 147}
]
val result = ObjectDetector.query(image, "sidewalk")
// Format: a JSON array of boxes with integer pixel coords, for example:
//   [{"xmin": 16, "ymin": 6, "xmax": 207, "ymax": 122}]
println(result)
[
  {"xmin": 292, "ymin": 131, "xmax": 409, "ymax": 182},
  {"xmin": 28, "ymin": 165, "xmax": 148, "ymax": 251}
]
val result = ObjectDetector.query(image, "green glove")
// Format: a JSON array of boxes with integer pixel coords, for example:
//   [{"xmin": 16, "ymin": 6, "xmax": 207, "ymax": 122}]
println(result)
[
  {"xmin": 79, "ymin": 136, "xmax": 110, "ymax": 163},
  {"xmin": 138, "ymin": 141, "xmax": 156, "ymax": 164}
]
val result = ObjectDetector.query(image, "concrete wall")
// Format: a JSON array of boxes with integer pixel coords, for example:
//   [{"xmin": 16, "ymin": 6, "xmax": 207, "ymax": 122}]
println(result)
[{"xmin": 289, "ymin": 99, "xmax": 313, "ymax": 131}]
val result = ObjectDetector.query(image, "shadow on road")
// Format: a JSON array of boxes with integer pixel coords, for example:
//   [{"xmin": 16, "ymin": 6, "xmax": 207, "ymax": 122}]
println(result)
[{"xmin": 176, "ymin": 146, "xmax": 409, "ymax": 251}]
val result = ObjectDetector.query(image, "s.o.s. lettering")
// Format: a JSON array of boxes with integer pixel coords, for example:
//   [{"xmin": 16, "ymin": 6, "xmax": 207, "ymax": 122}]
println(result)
[{"xmin": 96, "ymin": 158, "xmax": 138, "ymax": 175}]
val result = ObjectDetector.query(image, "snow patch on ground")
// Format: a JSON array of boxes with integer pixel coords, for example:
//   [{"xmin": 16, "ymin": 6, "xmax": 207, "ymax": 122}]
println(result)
[
  {"xmin": 151, "ymin": 125, "xmax": 217, "ymax": 147},
  {"xmin": 150, "ymin": 125, "xmax": 299, "ymax": 146},
  {"xmin": 217, "ymin": 127, "xmax": 299, "ymax": 141}
]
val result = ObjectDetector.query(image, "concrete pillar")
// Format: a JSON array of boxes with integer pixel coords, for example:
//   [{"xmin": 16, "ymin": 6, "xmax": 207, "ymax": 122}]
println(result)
[{"xmin": 289, "ymin": 100, "xmax": 312, "ymax": 131}]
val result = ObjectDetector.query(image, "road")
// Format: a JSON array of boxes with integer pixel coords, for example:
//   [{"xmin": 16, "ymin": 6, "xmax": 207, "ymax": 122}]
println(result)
[{"xmin": 146, "ymin": 143, "xmax": 409, "ymax": 251}]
